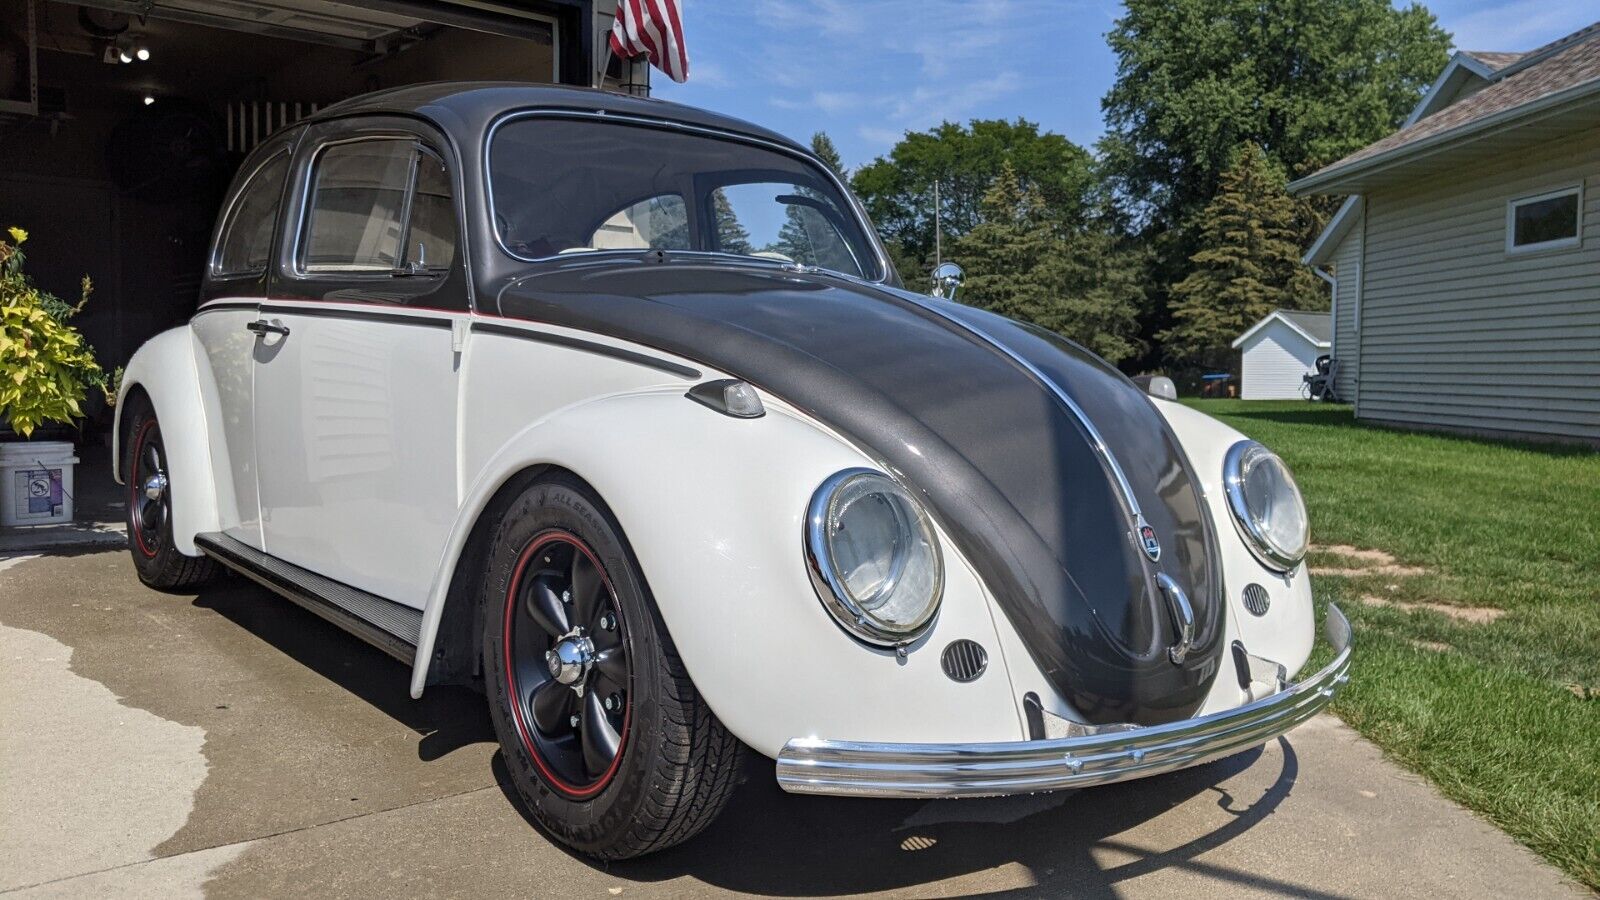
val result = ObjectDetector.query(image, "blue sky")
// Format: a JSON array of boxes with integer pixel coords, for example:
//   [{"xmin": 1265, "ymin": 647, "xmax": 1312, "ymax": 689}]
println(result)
[{"xmin": 653, "ymin": 1, "xmax": 1598, "ymax": 170}]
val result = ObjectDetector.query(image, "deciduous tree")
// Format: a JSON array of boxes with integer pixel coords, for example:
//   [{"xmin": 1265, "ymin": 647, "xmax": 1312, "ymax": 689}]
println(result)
[
  {"xmin": 1100, "ymin": 0, "xmax": 1450, "ymax": 232},
  {"xmin": 851, "ymin": 120, "xmax": 1095, "ymax": 279}
]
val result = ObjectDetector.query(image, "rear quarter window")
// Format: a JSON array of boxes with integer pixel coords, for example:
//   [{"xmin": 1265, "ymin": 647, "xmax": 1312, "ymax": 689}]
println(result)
[{"xmin": 214, "ymin": 152, "xmax": 289, "ymax": 277}]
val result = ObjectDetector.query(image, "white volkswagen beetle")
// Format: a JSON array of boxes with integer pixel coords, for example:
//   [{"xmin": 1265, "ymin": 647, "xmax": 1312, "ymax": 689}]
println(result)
[{"xmin": 116, "ymin": 83, "xmax": 1351, "ymax": 859}]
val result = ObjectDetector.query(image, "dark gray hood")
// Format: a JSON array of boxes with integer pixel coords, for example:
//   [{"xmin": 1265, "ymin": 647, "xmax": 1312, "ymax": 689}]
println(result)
[{"xmin": 495, "ymin": 255, "xmax": 1224, "ymax": 724}]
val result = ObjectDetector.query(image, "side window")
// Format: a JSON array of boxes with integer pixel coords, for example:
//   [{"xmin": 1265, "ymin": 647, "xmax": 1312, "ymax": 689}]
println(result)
[
  {"xmin": 402, "ymin": 149, "xmax": 457, "ymax": 272},
  {"xmin": 709, "ymin": 182, "xmax": 865, "ymax": 276},
  {"xmin": 587, "ymin": 195, "xmax": 688, "ymax": 251},
  {"xmin": 301, "ymin": 140, "xmax": 416, "ymax": 272},
  {"xmin": 215, "ymin": 152, "xmax": 289, "ymax": 277}
]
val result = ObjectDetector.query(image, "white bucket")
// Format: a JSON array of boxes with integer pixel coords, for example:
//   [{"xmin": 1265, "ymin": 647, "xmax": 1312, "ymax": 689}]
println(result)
[{"xmin": 0, "ymin": 441, "xmax": 79, "ymax": 527}]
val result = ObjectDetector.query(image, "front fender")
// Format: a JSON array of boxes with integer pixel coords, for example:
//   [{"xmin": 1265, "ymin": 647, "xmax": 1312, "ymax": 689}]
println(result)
[
  {"xmin": 413, "ymin": 388, "xmax": 1027, "ymax": 756},
  {"xmin": 1152, "ymin": 399, "xmax": 1316, "ymax": 692},
  {"xmin": 115, "ymin": 327, "xmax": 222, "ymax": 556}
]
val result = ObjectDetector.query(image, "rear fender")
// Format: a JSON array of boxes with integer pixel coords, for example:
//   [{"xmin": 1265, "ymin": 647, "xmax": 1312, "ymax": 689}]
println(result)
[{"xmin": 114, "ymin": 327, "xmax": 224, "ymax": 556}]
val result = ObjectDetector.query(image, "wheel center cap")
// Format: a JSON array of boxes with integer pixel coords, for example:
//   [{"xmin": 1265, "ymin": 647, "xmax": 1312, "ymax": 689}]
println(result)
[
  {"xmin": 546, "ymin": 635, "xmax": 595, "ymax": 685},
  {"xmin": 143, "ymin": 473, "xmax": 168, "ymax": 502}
]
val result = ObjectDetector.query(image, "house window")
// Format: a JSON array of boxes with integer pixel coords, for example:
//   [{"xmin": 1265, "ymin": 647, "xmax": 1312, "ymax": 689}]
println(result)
[{"xmin": 1506, "ymin": 186, "xmax": 1582, "ymax": 253}]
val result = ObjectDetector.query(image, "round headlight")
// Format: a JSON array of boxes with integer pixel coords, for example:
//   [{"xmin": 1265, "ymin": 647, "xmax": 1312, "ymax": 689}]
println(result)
[
  {"xmin": 805, "ymin": 469, "xmax": 943, "ymax": 646},
  {"xmin": 1223, "ymin": 440, "xmax": 1309, "ymax": 571}
]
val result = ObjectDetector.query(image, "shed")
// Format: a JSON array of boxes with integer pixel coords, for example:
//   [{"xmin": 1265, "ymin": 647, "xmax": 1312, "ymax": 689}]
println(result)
[{"xmin": 1231, "ymin": 310, "xmax": 1332, "ymax": 400}]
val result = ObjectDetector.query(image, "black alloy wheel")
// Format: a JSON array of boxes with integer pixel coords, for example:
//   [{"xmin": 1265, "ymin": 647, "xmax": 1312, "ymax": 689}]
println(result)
[
  {"xmin": 503, "ymin": 531, "xmax": 631, "ymax": 797},
  {"xmin": 129, "ymin": 417, "xmax": 170, "ymax": 559},
  {"xmin": 122, "ymin": 398, "xmax": 218, "ymax": 590},
  {"xmin": 482, "ymin": 472, "xmax": 741, "ymax": 858}
]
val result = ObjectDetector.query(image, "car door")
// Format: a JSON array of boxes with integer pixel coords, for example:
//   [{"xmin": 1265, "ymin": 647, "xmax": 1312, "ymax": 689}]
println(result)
[
  {"xmin": 190, "ymin": 134, "xmax": 297, "ymax": 549},
  {"xmin": 250, "ymin": 118, "xmax": 468, "ymax": 609}
]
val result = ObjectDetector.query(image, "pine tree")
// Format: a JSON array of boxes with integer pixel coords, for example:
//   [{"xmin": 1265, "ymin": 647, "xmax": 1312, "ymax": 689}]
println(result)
[
  {"xmin": 710, "ymin": 189, "xmax": 753, "ymax": 256},
  {"xmin": 810, "ymin": 132, "xmax": 846, "ymax": 179},
  {"xmin": 953, "ymin": 164, "xmax": 1144, "ymax": 364},
  {"xmin": 1160, "ymin": 143, "xmax": 1326, "ymax": 371}
]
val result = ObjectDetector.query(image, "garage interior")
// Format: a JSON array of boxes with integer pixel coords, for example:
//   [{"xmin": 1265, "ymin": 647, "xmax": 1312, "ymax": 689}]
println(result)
[{"xmin": 0, "ymin": 0, "xmax": 630, "ymax": 433}]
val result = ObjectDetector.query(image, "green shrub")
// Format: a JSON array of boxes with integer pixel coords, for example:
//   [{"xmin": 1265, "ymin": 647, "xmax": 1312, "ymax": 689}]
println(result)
[{"xmin": 0, "ymin": 227, "xmax": 106, "ymax": 437}]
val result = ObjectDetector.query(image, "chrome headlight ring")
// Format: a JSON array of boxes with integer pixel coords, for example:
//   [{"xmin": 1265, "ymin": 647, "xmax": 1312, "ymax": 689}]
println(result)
[
  {"xmin": 804, "ymin": 468, "xmax": 944, "ymax": 647},
  {"xmin": 1222, "ymin": 440, "xmax": 1310, "ymax": 572}
]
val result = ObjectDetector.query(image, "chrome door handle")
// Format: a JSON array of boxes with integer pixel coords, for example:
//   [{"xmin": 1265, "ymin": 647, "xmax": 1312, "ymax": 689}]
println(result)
[
  {"xmin": 1157, "ymin": 573, "xmax": 1195, "ymax": 665},
  {"xmin": 246, "ymin": 319, "xmax": 290, "ymax": 338}
]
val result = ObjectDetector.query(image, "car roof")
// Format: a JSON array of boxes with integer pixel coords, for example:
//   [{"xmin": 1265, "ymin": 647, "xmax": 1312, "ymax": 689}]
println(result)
[{"xmin": 306, "ymin": 82, "xmax": 807, "ymax": 155}]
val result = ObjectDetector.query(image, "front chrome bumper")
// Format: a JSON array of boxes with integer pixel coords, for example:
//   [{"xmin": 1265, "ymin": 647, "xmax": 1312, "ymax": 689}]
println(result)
[{"xmin": 776, "ymin": 605, "xmax": 1352, "ymax": 798}]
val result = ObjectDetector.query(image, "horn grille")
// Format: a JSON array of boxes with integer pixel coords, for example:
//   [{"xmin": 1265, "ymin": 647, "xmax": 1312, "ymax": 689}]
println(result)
[
  {"xmin": 1242, "ymin": 583, "xmax": 1271, "ymax": 616},
  {"xmin": 941, "ymin": 639, "xmax": 988, "ymax": 683}
]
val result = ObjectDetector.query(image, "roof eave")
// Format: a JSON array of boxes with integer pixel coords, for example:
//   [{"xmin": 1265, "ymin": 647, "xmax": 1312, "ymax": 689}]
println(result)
[
  {"xmin": 1402, "ymin": 54, "xmax": 1495, "ymax": 128},
  {"xmin": 1302, "ymin": 196, "xmax": 1363, "ymax": 266},
  {"xmin": 1231, "ymin": 311, "xmax": 1330, "ymax": 349},
  {"xmin": 1289, "ymin": 77, "xmax": 1600, "ymax": 195}
]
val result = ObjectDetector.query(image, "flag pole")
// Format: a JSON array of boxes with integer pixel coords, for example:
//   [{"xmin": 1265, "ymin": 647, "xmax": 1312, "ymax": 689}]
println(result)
[{"xmin": 934, "ymin": 179, "xmax": 942, "ymax": 266}]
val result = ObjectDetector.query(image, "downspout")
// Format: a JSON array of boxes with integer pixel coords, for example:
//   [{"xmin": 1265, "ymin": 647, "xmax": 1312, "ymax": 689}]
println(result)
[{"xmin": 1311, "ymin": 266, "xmax": 1338, "ymax": 404}]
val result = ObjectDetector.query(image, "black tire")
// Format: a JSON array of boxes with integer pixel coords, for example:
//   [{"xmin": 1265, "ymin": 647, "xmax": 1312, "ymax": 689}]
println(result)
[
  {"xmin": 123, "ymin": 399, "xmax": 220, "ymax": 590},
  {"xmin": 482, "ymin": 472, "xmax": 742, "ymax": 859}
]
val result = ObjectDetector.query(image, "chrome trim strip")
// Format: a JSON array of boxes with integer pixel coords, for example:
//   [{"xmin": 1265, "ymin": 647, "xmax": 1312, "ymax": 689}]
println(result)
[
  {"xmin": 481, "ymin": 109, "xmax": 893, "ymax": 284},
  {"xmin": 775, "ymin": 605, "xmax": 1352, "ymax": 798},
  {"xmin": 895, "ymin": 295, "xmax": 1148, "ymax": 529},
  {"xmin": 259, "ymin": 303, "xmax": 455, "ymax": 330}
]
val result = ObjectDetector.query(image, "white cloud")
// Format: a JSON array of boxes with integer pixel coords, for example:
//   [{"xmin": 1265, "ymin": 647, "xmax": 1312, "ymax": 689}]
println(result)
[
  {"xmin": 690, "ymin": 61, "xmax": 731, "ymax": 88},
  {"xmin": 1438, "ymin": 1, "xmax": 1593, "ymax": 53},
  {"xmin": 887, "ymin": 71, "xmax": 1023, "ymax": 129},
  {"xmin": 858, "ymin": 124, "xmax": 906, "ymax": 147}
]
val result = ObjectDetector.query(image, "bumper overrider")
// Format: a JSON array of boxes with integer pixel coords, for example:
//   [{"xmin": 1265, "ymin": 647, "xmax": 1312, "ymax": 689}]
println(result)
[{"xmin": 776, "ymin": 605, "xmax": 1352, "ymax": 798}]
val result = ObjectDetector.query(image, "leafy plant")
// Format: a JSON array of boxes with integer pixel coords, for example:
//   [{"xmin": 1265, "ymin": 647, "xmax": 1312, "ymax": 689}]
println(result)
[{"xmin": 0, "ymin": 227, "xmax": 107, "ymax": 437}]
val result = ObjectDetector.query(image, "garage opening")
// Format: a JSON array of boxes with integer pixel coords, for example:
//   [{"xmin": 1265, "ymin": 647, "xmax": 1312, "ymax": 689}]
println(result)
[{"xmin": 0, "ymin": 1, "xmax": 631, "ymax": 413}]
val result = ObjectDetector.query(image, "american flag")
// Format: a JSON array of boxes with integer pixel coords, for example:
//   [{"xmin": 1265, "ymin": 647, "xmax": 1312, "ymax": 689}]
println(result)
[{"xmin": 609, "ymin": 0, "xmax": 689, "ymax": 84}]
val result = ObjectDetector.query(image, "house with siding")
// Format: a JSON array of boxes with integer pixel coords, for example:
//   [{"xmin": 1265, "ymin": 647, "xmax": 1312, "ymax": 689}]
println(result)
[
  {"xmin": 1292, "ymin": 23, "xmax": 1600, "ymax": 444},
  {"xmin": 1231, "ymin": 310, "xmax": 1331, "ymax": 399}
]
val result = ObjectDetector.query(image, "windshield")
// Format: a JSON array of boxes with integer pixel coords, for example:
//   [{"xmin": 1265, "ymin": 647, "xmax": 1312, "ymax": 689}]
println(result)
[{"xmin": 489, "ymin": 117, "xmax": 882, "ymax": 280}]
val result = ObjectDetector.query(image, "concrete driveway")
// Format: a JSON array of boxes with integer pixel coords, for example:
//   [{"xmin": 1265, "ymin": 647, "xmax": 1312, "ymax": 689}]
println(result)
[{"xmin": 0, "ymin": 550, "xmax": 1585, "ymax": 899}]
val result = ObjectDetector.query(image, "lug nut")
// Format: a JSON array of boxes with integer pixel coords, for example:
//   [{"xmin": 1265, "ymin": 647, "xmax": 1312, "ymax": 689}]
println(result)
[
  {"xmin": 561, "ymin": 590, "xmax": 571, "ymax": 603},
  {"xmin": 569, "ymin": 714, "xmax": 580, "ymax": 728},
  {"xmin": 599, "ymin": 614, "xmax": 614, "ymax": 630},
  {"xmin": 604, "ymin": 693, "xmax": 621, "ymax": 711}
]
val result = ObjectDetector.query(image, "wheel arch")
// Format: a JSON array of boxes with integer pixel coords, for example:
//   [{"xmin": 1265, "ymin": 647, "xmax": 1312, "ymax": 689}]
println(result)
[{"xmin": 113, "ymin": 327, "xmax": 223, "ymax": 556}]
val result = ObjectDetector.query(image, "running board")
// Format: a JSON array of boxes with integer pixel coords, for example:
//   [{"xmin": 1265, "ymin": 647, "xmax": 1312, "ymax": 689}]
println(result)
[{"xmin": 193, "ymin": 532, "xmax": 422, "ymax": 664}]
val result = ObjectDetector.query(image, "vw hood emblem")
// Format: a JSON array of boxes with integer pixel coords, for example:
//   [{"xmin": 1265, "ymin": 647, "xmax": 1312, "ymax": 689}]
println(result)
[{"xmin": 1138, "ymin": 521, "xmax": 1161, "ymax": 562}]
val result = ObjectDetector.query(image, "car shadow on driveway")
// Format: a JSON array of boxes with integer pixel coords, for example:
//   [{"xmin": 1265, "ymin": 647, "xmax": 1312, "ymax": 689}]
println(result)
[
  {"xmin": 492, "ymin": 736, "xmax": 1343, "ymax": 899},
  {"xmin": 190, "ymin": 575, "xmax": 494, "ymax": 762}
]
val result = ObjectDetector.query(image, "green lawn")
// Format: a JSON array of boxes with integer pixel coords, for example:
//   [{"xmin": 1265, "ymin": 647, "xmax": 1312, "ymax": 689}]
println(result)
[{"xmin": 1184, "ymin": 400, "xmax": 1600, "ymax": 889}]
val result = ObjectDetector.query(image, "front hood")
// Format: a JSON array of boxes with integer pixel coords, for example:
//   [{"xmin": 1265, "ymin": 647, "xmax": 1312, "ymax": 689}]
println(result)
[{"xmin": 496, "ymin": 256, "xmax": 1224, "ymax": 724}]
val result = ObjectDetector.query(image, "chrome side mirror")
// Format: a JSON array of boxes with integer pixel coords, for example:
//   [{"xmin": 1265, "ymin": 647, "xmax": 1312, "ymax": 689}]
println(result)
[{"xmin": 930, "ymin": 262, "xmax": 964, "ymax": 301}]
